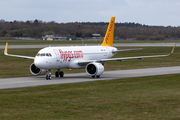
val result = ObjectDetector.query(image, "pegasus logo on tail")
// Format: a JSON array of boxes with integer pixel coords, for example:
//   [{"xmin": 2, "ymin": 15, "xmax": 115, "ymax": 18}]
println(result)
[
  {"xmin": 101, "ymin": 17, "xmax": 115, "ymax": 47},
  {"xmin": 105, "ymin": 20, "xmax": 114, "ymax": 43}
]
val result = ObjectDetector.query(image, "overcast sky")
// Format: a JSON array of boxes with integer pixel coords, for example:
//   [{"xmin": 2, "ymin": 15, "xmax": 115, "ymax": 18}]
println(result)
[{"xmin": 0, "ymin": 0, "xmax": 180, "ymax": 26}]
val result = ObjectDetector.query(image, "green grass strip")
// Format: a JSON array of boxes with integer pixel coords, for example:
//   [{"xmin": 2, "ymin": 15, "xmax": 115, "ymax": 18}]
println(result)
[{"xmin": 0, "ymin": 74, "xmax": 179, "ymax": 120}]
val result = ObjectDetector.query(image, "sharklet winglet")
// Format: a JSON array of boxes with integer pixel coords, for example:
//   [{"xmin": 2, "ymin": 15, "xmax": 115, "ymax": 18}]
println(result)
[
  {"xmin": 170, "ymin": 43, "xmax": 176, "ymax": 55},
  {"xmin": 4, "ymin": 42, "xmax": 8, "ymax": 54}
]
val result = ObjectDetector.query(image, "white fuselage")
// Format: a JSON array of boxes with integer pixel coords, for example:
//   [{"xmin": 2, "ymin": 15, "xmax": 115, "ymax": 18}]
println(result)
[{"xmin": 34, "ymin": 46, "xmax": 117, "ymax": 70}]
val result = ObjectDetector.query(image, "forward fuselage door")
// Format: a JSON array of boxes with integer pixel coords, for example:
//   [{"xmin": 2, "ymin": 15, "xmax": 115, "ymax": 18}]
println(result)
[{"xmin": 53, "ymin": 49, "xmax": 62, "ymax": 68}]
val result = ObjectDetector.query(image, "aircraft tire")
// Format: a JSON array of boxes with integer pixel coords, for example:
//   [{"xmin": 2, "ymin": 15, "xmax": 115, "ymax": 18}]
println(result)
[
  {"xmin": 46, "ymin": 75, "xmax": 49, "ymax": 80},
  {"xmin": 55, "ymin": 71, "xmax": 59, "ymax": 77},
  {"xmin": 92, "ymin": 76, "xmax": 95, "ymax": 78},
  {"xmin": 46, "ymin": 75, "xmax": 51, "ymax": 80},
  {"xmin": 60, "ymin": 71, "xmax": 64, "ymax": 77}
]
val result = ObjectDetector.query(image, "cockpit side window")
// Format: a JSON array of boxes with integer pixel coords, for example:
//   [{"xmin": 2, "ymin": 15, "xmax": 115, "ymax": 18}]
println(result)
[
  {"xmin": 41, "ymin": 53, "xmax": 45, "ymax": 56},
  {"xmin": 36, "ymin": 53, "xmax": 52, "ymax": 57},
  {"xmin": 48, "ymin": 53, "xmax": 52, "ymax": 57}
]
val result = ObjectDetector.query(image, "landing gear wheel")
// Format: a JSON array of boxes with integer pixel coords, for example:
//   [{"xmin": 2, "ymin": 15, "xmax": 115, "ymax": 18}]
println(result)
[
  {"xmin": 60, "ymin": 71, "xmax": 64, "ymax": 77},
  {"xmin": 46, "ymin": 75, "xmax": 48, "ymax": 80},
  {"xmin": 96, "ymin": 75, "xmax": 100, "ymax": 78},
  {"xmin": 55, "ymin": 70, "xmax": 64, "ymax": 78},
  {"xmin": 92, "ymin": 76, "xmax": 95, "ymax": 78},
  {"xmin": 55, "ymin": 71, "xmax": 59, "ymax": 77},
  {"xmin": 46, "ymin": 75, "xmax": 51, "ymax": 80}
]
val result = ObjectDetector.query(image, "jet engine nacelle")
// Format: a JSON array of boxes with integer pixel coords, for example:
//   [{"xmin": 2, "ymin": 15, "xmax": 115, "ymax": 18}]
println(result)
[
  {"xmin": 30, "ymin": 63, "xmax": 47, "ymax": 75},
  {"xmin": 85, "ymin": 62, "xmax": 104, "ymax": 76}
]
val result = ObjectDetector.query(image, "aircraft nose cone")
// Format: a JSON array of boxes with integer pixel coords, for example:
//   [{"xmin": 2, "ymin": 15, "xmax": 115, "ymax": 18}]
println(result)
[{"xmin": 34, "ymin": 57, "xmax": 44, "ymax": 68}]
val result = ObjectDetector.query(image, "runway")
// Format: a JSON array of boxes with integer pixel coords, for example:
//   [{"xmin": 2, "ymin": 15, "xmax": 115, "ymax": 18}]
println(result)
[{"xmin": 0, "ymin": 66, "xmax": 180, "ymax": 89}]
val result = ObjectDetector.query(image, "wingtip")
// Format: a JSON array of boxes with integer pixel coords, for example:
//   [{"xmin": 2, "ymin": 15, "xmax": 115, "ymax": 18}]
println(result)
[
  {"xmin": 171, "ymin": 43, "xmax": 176, "ymax": 54},
  {"xmin": 4, "ymin": 42, "xmax": 8, "ymax": 54}
]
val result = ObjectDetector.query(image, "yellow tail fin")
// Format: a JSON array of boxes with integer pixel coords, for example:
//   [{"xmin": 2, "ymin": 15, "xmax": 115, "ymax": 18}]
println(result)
[{"xmin": 101, "ymin": 17, "xmax": 115, "ymax": 47}]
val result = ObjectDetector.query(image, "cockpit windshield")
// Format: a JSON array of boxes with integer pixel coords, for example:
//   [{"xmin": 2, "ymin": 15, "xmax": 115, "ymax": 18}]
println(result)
[{"xmin": 36, "ymin": 53, "xmax": 52, "ymax": 57}]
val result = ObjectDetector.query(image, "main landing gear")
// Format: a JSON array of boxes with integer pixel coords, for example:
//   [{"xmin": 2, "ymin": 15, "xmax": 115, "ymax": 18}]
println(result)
[
  {"xmin": 46, "ymin": 69, "xmax": 64, "ymax": 80},
  {"xmin": 55, "ymin": 69, "xmax": 64, "ymax": 78},
  {"xmin": 92, "ymin": 75, "xmax": 100, "ymax": 78}
]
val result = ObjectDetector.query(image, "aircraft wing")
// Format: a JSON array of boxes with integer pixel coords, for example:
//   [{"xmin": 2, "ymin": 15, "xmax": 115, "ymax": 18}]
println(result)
[
  {"xmin": 78, "ymin": 43, "xmax": 176, "ymax": 65},
  {"xmin": 4, "ymin": 43, "xmax": 35, "ymax": 59},
  {"xmin": 99, "ymin": 43, "xmax": 176, "ymax": 62}
]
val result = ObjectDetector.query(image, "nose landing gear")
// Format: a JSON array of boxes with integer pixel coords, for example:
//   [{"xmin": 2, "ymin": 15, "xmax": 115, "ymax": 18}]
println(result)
[{"xmin": 46, "ymin": 69, "xmax": 52, "ymax": 80}]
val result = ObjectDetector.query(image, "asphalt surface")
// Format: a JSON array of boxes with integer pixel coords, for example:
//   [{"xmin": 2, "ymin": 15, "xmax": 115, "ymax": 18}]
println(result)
[
  {"xmin": 0, "ymin": 43, "xmax": 178, "ymax": 49},
  {"xmin": 0, "ymin": 66, "xmax": 180, "ymax": 89}
]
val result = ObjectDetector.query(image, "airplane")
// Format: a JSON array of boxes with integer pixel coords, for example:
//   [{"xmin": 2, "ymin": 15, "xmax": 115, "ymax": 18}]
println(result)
[{"xmin": 4, "ymin": 17, "xmax": 176, "ymax": 80}]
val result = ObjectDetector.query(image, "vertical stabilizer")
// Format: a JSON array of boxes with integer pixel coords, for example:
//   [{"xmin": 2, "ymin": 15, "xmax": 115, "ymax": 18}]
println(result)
[{"xmin": 101, "ymin": 17, "xmax": 115, "ymax": 47}]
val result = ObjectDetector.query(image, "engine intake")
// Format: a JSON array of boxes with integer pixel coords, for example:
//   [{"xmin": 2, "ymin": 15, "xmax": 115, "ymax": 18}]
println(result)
[
  {"xmin": 30, "ymin": 63, "xmax": 47, "ymax": 75},
  {"xmin": 85, "ymin": 62, "xmax": 104, "ymax": 76}
]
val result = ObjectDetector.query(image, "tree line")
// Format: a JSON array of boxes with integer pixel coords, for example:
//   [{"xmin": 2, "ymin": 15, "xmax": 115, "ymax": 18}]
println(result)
[{"xmin": 0, "ymin": 19, "xmax": 180, "ymax": 40}]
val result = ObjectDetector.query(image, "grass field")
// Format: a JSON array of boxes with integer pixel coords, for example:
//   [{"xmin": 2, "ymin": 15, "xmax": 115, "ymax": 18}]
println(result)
[{"xmin": 0, "ymin": 74, "xmax": 180, "ymax": 120}]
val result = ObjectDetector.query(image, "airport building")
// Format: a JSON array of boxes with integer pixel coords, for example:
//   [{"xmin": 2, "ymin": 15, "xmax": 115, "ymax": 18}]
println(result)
[{"xmin": 42, "ymin": 35, "xmax": 67, "ymax": 41}]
